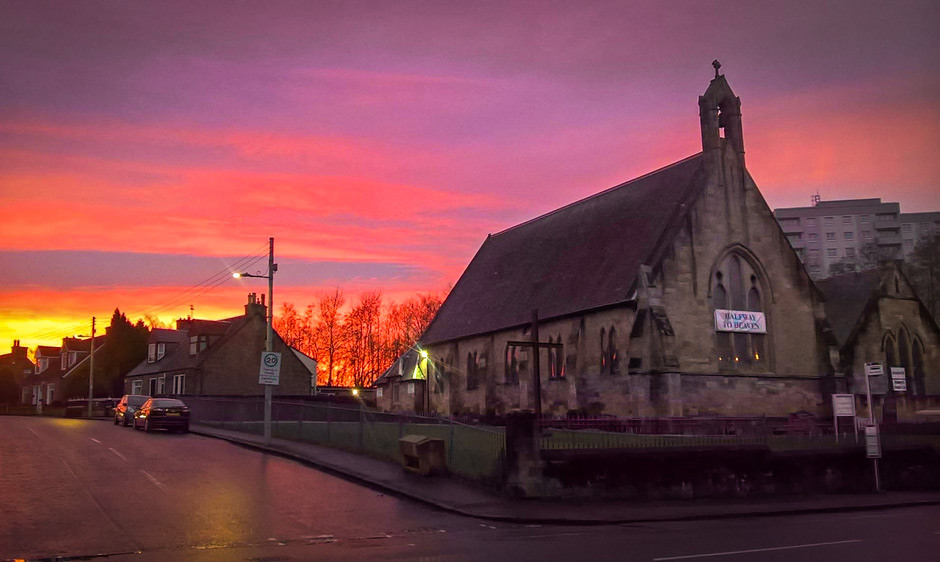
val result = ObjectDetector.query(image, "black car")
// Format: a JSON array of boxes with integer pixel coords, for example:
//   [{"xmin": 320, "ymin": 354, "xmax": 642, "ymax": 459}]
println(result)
[
  {"xmin": 113, "ymin": 394, "xmax": 150, "ymax": 426},
  {"xmin": 133, "ymin": 398, "xmax": 190, "ymax": 433}
]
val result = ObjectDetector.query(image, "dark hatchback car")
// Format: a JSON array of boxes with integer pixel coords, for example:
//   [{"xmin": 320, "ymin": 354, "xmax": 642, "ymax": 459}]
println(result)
[
  {"xmin": 133, "ymin": 398, "xmax": 190, "ymax": 433},
  {"xmin": 113, "ymin": 394, "xmax": 150, "ymax": 426}
]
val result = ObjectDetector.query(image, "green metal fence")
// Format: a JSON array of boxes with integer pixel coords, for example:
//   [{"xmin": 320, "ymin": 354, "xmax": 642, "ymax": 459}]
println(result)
[{"xmin": 188, "ymin": 397, "xmax": 505, "ymax": 484}]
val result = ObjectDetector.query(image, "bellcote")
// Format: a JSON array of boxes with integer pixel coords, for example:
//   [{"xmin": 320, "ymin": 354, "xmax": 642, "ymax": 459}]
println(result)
[{"xmin": 699, "ymin": 61, "xmax": 745, "ymax": 166}]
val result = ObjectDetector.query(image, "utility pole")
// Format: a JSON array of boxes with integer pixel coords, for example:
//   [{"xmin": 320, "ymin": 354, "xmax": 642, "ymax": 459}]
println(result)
[
  {"xmin": 264, "ymin": 237, "xmax": 274, "ymax": 443},
  {"xmin": 233, "ymin": 237, "xmax": 277, "ymax": 444},
  {"xmin": 87, "ymin": 316, "xmax": 96, "ymax": 418}
]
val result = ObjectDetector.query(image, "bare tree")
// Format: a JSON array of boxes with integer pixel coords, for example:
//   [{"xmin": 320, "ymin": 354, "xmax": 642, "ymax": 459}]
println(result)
[
  {"xmin": 273, "ymin": 303, "xmax": 308, "ymax": 351},
  {"xmin": 314, "ymin": 288, "xmax": 345, "ymax": 387},
  {"xmin": 343, "ymin": 291, "xmax": 383, "ymax": 387},
  {"xmin": 905, "ymin": 234, "xmax": 939, "ymax": 321}
]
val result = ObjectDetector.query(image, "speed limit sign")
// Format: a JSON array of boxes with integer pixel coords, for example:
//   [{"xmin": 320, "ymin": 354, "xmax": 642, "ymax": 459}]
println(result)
[{"xmin": 259, "ymin": 351, "xmax": 281, "ymax": 385}]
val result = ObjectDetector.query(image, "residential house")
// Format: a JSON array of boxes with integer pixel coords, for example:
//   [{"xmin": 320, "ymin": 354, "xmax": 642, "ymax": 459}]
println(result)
[
  {"xmin": 0, "ymin": 340, "xmax": 34, "ymax": 404},
  {"xmin": 124, "ymin": 294, "xmax": 317, "ymax": 396},
  {"xmin": 19, "ymin": 337, "xmax": 104, "ymax": 406},
  {"xmin": 374, "ymin": 349, "xmax": 427, "ymax": 412}
]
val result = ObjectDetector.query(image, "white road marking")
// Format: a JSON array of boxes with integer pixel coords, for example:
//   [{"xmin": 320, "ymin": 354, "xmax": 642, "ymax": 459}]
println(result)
[
  {"xmin": 140, "ymin": 469, "xmax": 168, "ymax": 491},
  {"xmin": 811, "ymin": 513, "xmax": 902, "ymax": 522},
  {"xmin": 90, "ymin": 438, "xmax": 101, "ymax": 444},
  {"xmin": 524, "ymin": 532, "xmax": 588, "ymax": 540},
  {"xmin": 652, "ymin": 539, "xmax": 862, "ymax": 560},
  {"xmin": 109, "ymin": 448, "xmax": 127, "ymax": 461}
]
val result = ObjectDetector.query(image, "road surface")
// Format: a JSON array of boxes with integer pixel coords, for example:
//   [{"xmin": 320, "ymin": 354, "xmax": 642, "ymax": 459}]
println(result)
[{"xmin": 1, "ymin": 416, "xmax": 937, "ymax": 561}]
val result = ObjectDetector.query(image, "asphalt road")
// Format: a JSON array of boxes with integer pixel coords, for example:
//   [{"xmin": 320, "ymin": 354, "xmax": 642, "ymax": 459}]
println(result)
[{"xmin": 2, "ymin": 417, "xmax": 937, "ymax": 562}]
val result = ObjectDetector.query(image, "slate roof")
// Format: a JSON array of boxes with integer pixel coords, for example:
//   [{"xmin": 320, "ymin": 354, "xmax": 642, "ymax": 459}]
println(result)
[
  {"xmin": 35, "ymin": 345, "xmax": 59, "ymax": 358},
  {"xmin": 374, "ymin": 349, "xmax": 420, "ymax": 385},
  {"xmin": 816, "ymin": 269, "xmax": 884, "ymax": 347},
  {"xmin": 421, "ymin": 154, "xmax": 707, "ymax": 345},
  {"xmin": 126, "ymin": 328, "xmax": 194, "ymax": 377}
]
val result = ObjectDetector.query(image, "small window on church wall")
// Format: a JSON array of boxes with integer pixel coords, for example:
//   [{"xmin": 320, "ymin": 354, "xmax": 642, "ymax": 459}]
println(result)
[
  {"xmin": 883, "ymin": 335, "xmax": 898, "ymax": 369},
  {"xmin": 548, "ymin": 336, "xmax": 565, "ymax": 380},
  {"xmin": 608, "ymin": 327, "xmax": 619, "ymax": 375},
  {"xmin": 712, "ymin": 254, "xmax": 769, "ymax": 370},
  {"xmin": 599, "ymin": 327, "xmax": 619, "ymax": 375},
  {"xmin": 505, "ymin": 345, "xmax": 519, "ymax": 386},
  {"xmin": 466, "ymin": 352, "xmax": 479, "ymax": 391},
  {"xmin": 912, "ymin": 340, "xmax": 926, "ymax": 396}
]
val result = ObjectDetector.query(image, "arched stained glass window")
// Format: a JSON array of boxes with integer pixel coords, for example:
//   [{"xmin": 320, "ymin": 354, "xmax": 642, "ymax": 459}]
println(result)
[{"xmin": 711, "ymin": 252, "xmax": 770, "ymax": 370}]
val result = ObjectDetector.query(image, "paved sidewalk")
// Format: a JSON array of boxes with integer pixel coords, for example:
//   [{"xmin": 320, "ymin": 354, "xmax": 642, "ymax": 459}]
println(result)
[{"xmin": 191, "ymin": 424, "xmax": 939, "ymax": 525}]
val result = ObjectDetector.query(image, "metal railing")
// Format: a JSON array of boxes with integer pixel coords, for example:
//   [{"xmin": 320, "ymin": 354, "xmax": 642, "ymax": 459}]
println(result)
[{"xmin": 184, "ymin": 396, "xmax": 505, "ymax": 484}]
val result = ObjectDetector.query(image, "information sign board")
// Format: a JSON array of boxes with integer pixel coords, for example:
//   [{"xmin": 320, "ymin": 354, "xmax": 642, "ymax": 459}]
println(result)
[
  {"xmin": 714, "ymin": 309, "xmax": 767, "ymax": 333},
  {"xmin": 259, "ymin": 351, "xmax": 281, "ymax": 385},
  {"xmin": 832, "ymin": 394, "xmax": 856, "ymax": 417},
  {"xmin": 864, "ymin": 362, "xmax": 884, "ymax": 377},
  {"xmin": 890, "ymin": 367, "xmax": 907, "ymax": 392},
  {"xmin": 865, "ymin": 425, "xmax": 881, "ymax": 458}
]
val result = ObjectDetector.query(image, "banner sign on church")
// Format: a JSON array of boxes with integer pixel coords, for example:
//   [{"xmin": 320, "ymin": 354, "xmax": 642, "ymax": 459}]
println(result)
[{"xmin": 714, "ymin": 309, "xmax": 767, "ymax": 333}]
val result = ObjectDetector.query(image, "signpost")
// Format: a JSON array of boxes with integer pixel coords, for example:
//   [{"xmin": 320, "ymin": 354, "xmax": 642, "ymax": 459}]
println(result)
[
  {"xmin": 890, "ymin": 367, "xmax": 907, "ymax": 392},
  {"xmin": 234, "ymin": 237, "xmax": 277, "ymax": 444},
  {"xmin": 831, "ymin": 393, "xmax": 858, "ymax": 443},
  {"xmin": 863, "ymin": 362, "xmax": 883, "ymax": 492},
  {"xmin": 865, "ymin": 424, "xmax": 881, "ymax": 458},
  {"xmin": 259, "ymin": 351, "xmax": 281, "ymax": 385}
]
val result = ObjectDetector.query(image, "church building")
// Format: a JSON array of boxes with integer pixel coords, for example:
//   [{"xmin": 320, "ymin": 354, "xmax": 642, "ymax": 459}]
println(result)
[{"xmin": 382, "ymin": 68, "xmax": 937, "ymax": 419}]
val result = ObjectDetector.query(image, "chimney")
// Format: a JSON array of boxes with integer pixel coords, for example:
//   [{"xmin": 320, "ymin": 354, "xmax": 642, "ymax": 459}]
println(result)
[{"xmin": 261, "ymin": 294, "xmax": 266, "ymax": 307}]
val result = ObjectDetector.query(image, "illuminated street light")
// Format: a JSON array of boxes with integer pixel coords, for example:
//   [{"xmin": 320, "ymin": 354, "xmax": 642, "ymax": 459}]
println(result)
[{"xmin": 233, "ymin": 238, "xmax": 277, "ymax": 444}]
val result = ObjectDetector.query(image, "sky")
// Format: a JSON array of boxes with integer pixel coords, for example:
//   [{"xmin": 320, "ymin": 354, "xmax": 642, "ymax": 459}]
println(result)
[{"xmin": 1, "ymin": 0, "xmax": 938, "ymax": 350}]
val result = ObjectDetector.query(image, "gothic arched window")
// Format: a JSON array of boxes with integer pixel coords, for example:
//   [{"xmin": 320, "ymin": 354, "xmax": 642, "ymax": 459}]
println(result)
[
  {"xmin": 912, "ymin": 339, "xmax": 926, "ymax": 396},
  {"xmin": 548, "ymin": 335, "xmax": 565, "ymax": 380},
  {"xmin": 505, "ymin": 345, "xmax": 519, "ymax": 386},
  {"xmin": 898, "ymin": 327, "xmax": 913, "ymax": 393},
  {"xmin": 712, "ymin": 253, "xmax": 769, "ymax": 370},
  {"xmin": 466, "ymin": 351, "xmax": 479, "ymax": 391},
  {"xmin": 883, "ymin": 334, "xmax": 898, "ymax": 369},
  {"xmin": 608, "ymin": 327, "xmax": 620, "ymax": 375}
]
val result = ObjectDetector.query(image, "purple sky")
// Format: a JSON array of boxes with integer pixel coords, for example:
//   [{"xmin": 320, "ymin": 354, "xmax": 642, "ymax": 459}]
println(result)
[{"xmin": 1, "ymin": 0, "xmax": 938, "ymax": 346}]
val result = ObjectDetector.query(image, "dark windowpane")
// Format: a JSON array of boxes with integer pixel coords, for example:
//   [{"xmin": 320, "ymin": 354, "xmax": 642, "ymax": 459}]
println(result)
[
  {"xmin": 730, "ymin": 256, "xmax": 745, "ymax": 310},
  {"xmin": 913, "ymin": 341, "xmax": 926, "ymax": 396},
  {"xmin": 714, "ymin": 284, "xmax": 728, "ymax": 309}
]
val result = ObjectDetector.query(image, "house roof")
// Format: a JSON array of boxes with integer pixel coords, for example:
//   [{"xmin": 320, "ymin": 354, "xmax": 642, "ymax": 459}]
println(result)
[
  {"xmin": 126, "ymin": 329, "xmax": 193, "ymax": 377},
  {"xmin": 35, "ymin": 345, "xmax": 59, "ymax": 357},
  {"xmin": 63, "ymin": 336, "xmax": 103, "ymax": 353},
  {"xmin": 290, "ymin": 348, "xmax": 318, "ymax": 377},
  {"xmin": 815, "ymin": 269, "xmax": 884, "ymax": 347},
  {"xmin": 374, "ymin": 349, "xmax": 421, "ymax": 386},
  {"xmin": 62, "ymin": 341, "xmax": 107, "ymax": 379},
  {"xmin": 125, "ymin": 314, "xmax": 261, "ymax": 378},
  {"xmin": 420, "ymin": 153, "xmax": 707, "ymax": 345}
]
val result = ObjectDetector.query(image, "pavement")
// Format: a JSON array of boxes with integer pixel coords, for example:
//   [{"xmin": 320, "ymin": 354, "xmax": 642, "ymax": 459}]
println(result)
[{"xmin": 190, "ymin": 423, "xmax": 940, "ymax": 525}]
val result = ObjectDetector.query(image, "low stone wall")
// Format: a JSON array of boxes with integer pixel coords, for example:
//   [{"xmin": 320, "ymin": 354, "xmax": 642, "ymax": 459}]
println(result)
[{"xmin": 536, "ymin": 445, "xmax": 939, "ymax": 500}]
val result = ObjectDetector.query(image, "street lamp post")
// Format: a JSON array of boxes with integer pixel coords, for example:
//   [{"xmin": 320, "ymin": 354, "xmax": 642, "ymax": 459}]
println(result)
[
  {"xmin": 234, "ymin": 237, "xmax": 277, "ymax": 444},
  {"xmin": 87, "ymin": 317, "xmax": 96, "ymax": 418}
]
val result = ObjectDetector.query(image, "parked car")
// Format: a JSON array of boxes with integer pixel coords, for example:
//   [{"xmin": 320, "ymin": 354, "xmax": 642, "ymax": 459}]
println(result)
[
  {"xmin": 113, "ymin": 394, "xmax": 150, "ymax": 426},
  {"xmin": 133, "ymin": 398, "xmax": 190, "ymax": 433}
]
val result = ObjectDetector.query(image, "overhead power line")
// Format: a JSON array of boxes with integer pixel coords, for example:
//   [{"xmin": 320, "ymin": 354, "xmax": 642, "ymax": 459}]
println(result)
[{"xmin": 16, "ymin": 241, "xmax": 272, "ymax": 343}]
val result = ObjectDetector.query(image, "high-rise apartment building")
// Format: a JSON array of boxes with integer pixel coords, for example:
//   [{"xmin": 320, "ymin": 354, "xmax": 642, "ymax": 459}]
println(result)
[{"xmin": 774, "ymin": 198, "xmax": 939, "ymax": 279}]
